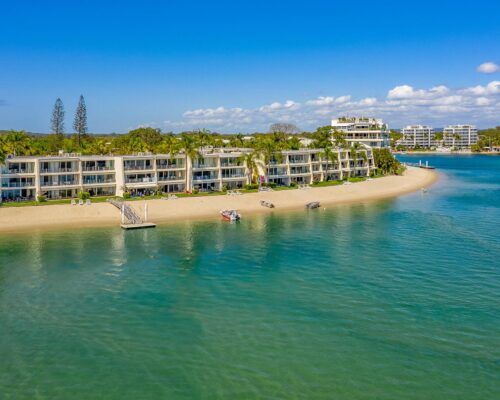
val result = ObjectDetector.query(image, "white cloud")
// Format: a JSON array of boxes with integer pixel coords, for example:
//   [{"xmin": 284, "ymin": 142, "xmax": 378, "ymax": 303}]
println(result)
[
  {"xmin": 160, "ymin": 80, "xmax": 500, "ymax": 132},
  {"xmin": 477, "ymin": 62, "xmax": 499, "ymax": 74},
  {"xmin": 306, "ymin": 96, "xmax": 334, "ymax": 106},
  {"xmin": 359, "ymin": 97, "xmax": 377, "ymax": 106},
  {"xmin": 335, "ymin": 95, "xmax": 351, "ymax": 104}
]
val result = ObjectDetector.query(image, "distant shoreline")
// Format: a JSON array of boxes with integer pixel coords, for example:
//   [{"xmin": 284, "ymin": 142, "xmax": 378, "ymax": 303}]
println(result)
[
  {"xmin": 0, "ymin": 167, "xmax": 437, "ymax": 234},
  {"xmin": 394, "ymin": 151, "xmax": 499, "ymax": 155}
]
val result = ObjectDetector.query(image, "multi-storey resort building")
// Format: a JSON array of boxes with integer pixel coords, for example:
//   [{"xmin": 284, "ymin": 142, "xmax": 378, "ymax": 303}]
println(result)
[
  {"xmin": 398, "ymin": 125, "xmax": 435, "ymax": 148},
  {"xmin": 443, "ymin": 124, "xmax": 478, "ymax": 148},
  {"xmin": 331, "ymin": 117, "xmax": 391, "ymax": 148},
  {"xmin": 0, "ymin": 147, "xmax": 375, "ymax": 202}
]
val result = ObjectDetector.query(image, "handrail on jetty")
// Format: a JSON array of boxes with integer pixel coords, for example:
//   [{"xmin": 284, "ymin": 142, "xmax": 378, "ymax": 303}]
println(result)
[{"xmin": 108, "ymin": 199, "xmax": 142, "ymax": 224}]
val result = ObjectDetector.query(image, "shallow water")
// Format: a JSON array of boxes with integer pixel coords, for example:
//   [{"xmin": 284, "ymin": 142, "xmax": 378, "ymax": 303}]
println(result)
[{"xmin": 1, "ymin": 155, "xmax": 499, "ymax": 399}]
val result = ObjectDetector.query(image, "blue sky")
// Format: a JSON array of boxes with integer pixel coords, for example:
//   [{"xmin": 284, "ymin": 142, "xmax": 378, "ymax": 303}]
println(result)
[{"xmin": 0, "ymin": 0, "xmax": 499, "ymax": 133}]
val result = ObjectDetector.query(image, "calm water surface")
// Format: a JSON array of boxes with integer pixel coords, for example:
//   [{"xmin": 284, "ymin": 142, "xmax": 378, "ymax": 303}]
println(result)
[{"xmin": 1, "ymin": 155, "xmax": 499, "ymax": 399}]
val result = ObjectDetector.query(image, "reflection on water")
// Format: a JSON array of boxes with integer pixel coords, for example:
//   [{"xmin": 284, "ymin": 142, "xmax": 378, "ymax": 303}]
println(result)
[{"xmin": 0, "ymin": 155, "xmax": 499, "ymax": 399}]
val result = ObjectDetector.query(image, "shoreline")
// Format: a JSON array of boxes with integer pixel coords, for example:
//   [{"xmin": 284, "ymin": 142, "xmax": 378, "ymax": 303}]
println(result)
[
  {"xmin": 0, "ymin": 167, "xmax": 437, "ymax": 234},
  {"xmin": 394, "ymin": 151, "xmax": 499, "ymax": 155}
]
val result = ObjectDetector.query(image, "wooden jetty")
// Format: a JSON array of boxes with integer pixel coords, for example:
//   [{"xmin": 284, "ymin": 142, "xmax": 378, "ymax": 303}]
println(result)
[{"xmin": 108, "ymin": 199, "xmax": 156, "ymax": 230}]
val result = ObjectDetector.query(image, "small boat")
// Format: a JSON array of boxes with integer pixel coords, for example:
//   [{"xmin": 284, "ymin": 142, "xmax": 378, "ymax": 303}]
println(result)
[
  {"xmin": 260, "ymin": 200, "xmax": 275, "ymax": 208},
  {"xmin": 220, "ymin": 209, "xmax": 241, "ymax": 221},
  {"xmin": 305, "ymin": 201, "xmax": 320, "ymax": 209}
]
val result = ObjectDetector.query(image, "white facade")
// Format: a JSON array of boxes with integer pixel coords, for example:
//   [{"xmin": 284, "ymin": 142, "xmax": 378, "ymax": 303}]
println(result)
[
  {"xmin": 443, "ymin": 125, "xmax": 478, "ymax": 148},
  {"xmin": 398, "ymin": 125, "xmax": 435, "ymax": 148},
  {"xmin": 1, "ymin": 147, "xmax": 375, "ymax": 202},
  {"xmin": 331, "ymin": 117, "xmax": 391, "ymax": 148}
]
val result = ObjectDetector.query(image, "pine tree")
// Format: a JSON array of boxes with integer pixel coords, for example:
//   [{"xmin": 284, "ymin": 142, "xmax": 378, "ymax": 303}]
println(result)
[
  {"xmin": 51, "ymin": 98, "xmax": 65, "ymax": 135},
  {"xmin": 73, "ymin": 95, "xmax": 88, "ymax": 146}
]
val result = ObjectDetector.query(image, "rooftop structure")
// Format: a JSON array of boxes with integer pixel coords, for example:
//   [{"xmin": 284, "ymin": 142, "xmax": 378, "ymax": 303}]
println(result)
[{"xmin": 331, "ymin": 117, "xmax": 390, "ymax": 148}]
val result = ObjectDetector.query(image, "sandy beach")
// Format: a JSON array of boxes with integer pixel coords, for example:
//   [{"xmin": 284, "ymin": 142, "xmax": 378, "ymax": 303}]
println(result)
[{"xmin": 0, "ymin": 167, "xmax": 437, "ymax": 233}]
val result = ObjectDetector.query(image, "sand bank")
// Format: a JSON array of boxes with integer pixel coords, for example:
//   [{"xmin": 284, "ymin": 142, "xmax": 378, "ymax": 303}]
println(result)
[{"xmin": 0, "ymin": 167, "xmax": 437, "ymax": 233}]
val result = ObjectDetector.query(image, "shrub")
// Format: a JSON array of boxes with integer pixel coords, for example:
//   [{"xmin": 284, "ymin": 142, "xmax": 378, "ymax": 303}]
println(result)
[
  {"xmin": 78, "ymin": 191, "xmax": 90, "ymax": 200},
  {"xmin": 289, "ymin": 182, "xmax": 297, "ymax": 188},
  {"xmin": 123, "ymin": 192, "xmax": 131, "ymax": 199},
  {"xmin": 244, "ymin": 184, "xmax": 259, "ymax": 190},
  {"xmin": 37, "ymin": 195, "xmax": 46, "ymax": 203},
  {"xmin": 193, "ymin": 188, "xmax": 199, "ymax": 194},
  {"xmin": 263, "ymin": 182, "xmax": 277, "ymax": 188}
]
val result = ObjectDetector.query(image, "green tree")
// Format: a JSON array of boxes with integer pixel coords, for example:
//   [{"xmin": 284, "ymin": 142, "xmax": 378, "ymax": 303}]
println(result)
[
  {"xmin": 73, "ymin": 95, "xmax": 88, "ymax": 147},
  {"xmin": 372, "ymin": 148, "xmax": 403, "ymax": 175},
  {"xmin": 239, "ymin": 151, "xmax": 262, "ymax": 184},
  {"xmin": 1, "ymin": 130, "xmax": 33, "ymax": 156},
  {"xmin": 179, "ymin": 133, "xmax": 200, "ymax": 192}
]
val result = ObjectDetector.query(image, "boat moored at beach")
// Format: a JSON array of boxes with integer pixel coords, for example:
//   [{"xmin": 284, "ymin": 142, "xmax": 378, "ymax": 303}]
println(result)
[
  {"xmin": 305, "ymin": 201, "xmax": 320, "ymax": 209},
  {"xmin": 260, "ymin": 200, "xmax": 275, "ymax": 208},
  {"xmin": 220, "ymin": 209, "xmax": 241, "ymax": 221}
]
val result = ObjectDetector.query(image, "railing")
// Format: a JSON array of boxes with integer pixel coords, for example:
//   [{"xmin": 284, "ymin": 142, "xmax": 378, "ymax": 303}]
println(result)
[
  {"xmin": 1, "ymin": 182, "xmax": 35, "ymax": 188},
  {"xmin": 41, "ymin": 181, "xmax": 79, "ymax": 187},
  {"xmin": 123, "ymin": 165, "xmax": 153, "ymax": 171},
  {"xmin": 192, "ymin": 164, "xmax": 218, "ymax": 169},
  {"xmin": 82, "ymin": 166, "xmax": 114, "ymax": 171},
  {"xmin": 82, "ymin": 179, "xmax": 116, "ymax": 185},
  {"xmin": 108, "ymin": 199, "xmax": 143, "ymax": 225},
  {"xmin": 221, "ymin": 174, "xmax": 246, "ymax": 179},
  {"xmin": 40, "ymin": 168, "xmax": 78, "ymax": 173},
  {"xmin": 125, "ymin": 177, "xmax": 156, "ymax": 184},
  {"xmin": 157, "ymin": 175, "xmax": 184, "ymax": 182},
  {"xmin": 192, "ymin": 175, "xmax": 218, "ymax": 181},
  {"xmin": 156, "ymin": 163, "xmax": 184, "ymax": 169},
  {"xmin": 1, "ymin": 169, "xmax": 35, "ymax": 174}
]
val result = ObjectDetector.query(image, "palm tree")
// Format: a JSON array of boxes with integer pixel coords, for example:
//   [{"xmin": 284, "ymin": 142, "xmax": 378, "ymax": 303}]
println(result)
[
  {"xmin": 2, "ymin": 130, "xmax": 33, "ymax": 156},
  {"xmin": 332, "ymin": 129, "xmax": 347, "ymax": 148},
  {"xmin": 452, "ymin": 133, "xmax": 461, "ymax": 149},
  {"xmin": 0, "ymin": 136, "xmax": 6, "ymax": 164},
  {"xmin": 195, "ymin": 129, "xmax": 213, "ymax": 149},
  {"xmin": 254, "ymin": 136, "xmax": 281, "ymax": 182},
  {"xmin": 239, "ymin": 151, "xmax": 262, "ymax": 184},
  {"xmin": 179, "ymin": 133, "xmax": 200, "ymax": 193},
  {"xmin": 433, "ymin": 132, "xmax": 444, "ymax": 147}
]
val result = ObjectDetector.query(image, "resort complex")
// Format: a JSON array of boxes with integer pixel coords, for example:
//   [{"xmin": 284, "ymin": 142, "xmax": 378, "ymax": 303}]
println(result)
[
  {"xmin": 396, "ymin": 124, "xmax": 479, "ymax": 149},
  {"xmin": 331, "ymin": 117, "xmax": 391, "ymax": 148},
  {"xmin": 0, "ymin": 146, "xmax": 375, "ymax": 202},
  {"xmin": 398, "ymin": 125, "xmax": 436, "ymax": 148}
]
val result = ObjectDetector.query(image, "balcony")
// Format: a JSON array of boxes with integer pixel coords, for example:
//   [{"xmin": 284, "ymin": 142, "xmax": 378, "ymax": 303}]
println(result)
[
  {"xmin": 41, "ymin": 168, "xmax": 78, "ymax": 174},
  {"xmin": 1, "ymin": 181, "xmax": 35, "ymax": 188},
  {"xmin": 221, "ymin": 173, "xmax": 246, "ymax": 179},
  {"xmin": 82, "ymin": 166, "xmax": 114, "ymax": 172},
  {"xmin": 123, "ymin": 165, "xmax": 154, "ymax": 171},
  {"xmin": 82, "ymin": 179, "xmax": 116, "ymax": 185},
  {"xmin": 192, "ymin": 174, "xmax": 219, "ymax": 181},
  {"xmin": 156, "ymin": 161, "xmax": 185, "ymax": 170},
  {"xmin": 41, "ymin": 181, "xmax": 79, "ymax": 187},
  {"xmin": 1, "ymin": 168, "xmax": 35, "ymax": 175},
  {"xmin": 157, "ymin": 175, "xmax": 184, "ymax": 182}
]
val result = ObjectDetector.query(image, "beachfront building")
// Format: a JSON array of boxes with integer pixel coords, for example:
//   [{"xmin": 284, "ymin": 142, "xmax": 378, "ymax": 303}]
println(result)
[
  {"xmin": 398, "ymin": 125, "xmax": 436, "ymax": 148},
  {"xmin": 0, "ymin": 146, "xmax": 375, "ymax": 202},
  {"xmin": 266, "ymin": 147, "xmax": 374, "ymax": 186},
  {"xmin": 443, "ymin": 125, "xmax": 478, "ymax": 148},
  {"xmin": 331, "ymin": 117, "xmax": 391, "ymax": 148}
]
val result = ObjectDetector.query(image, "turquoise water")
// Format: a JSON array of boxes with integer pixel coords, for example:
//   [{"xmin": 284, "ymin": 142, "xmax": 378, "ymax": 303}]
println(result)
[{"xmin": 1, "ymin": 155, "xmax": 499, "ymax": 399}]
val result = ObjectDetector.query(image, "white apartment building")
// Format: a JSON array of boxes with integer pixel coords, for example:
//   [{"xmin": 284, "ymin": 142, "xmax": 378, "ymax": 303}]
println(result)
[
  {"xmin": 0, "ymin": 146, "xmax": 375, "ymax": 202},
  {"xmin": 398, "ymin": 125, "xmax": 435, "ymax": 148},
  {"xmin": 331, "ymin": 117, "xmax": 391, "ymax": 148},
  {"xmin": 443, "ymin": 125, "xmax": 478, "ymax": 148}
]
